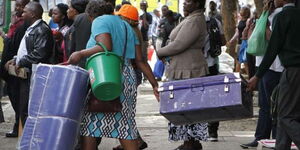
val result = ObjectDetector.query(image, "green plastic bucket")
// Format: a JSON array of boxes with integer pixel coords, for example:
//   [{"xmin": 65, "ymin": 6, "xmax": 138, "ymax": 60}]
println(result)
[{"xmin": 86, "ymin": 43, "xmax": 122, "ymax": 101}]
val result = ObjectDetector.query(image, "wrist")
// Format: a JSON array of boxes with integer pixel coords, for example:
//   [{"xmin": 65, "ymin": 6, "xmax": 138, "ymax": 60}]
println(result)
[{"xmin": 152, "ymin": 83, "xmax": 159, "ymax": 89}]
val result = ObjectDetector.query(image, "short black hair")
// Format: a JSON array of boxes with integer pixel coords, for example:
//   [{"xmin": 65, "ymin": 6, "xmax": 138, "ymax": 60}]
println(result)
[
  {"xmin": 162, "ymin": 5, "xmax": 169, "ymax": 9},
  {"xmin": 209, "ymin": 1, "xmax": 216, "ymax": 6},
  {"xmin": 26, "ymin": 1, "xmax": 43, "ymax": 18},
  {"xmin": 20, "ymin": 0, "xmax": 30, "ymax": 6},
  {"xmin": 115, "ymin": 4, "xmax": 122, "ymax": 11},
  {"xmin": 71, "ymin": 0, "xmax": 89, "ymax": 14},
  {"xmin": 56, "ymin": 3, "xmax": 73, "ymax": 26},
  {"xmin": 192, "ymin": 0, "xmax": 206, "ymax": 9},
  {"xmin": 85, "ymin": 0, "xmax": 114, "ymax": 19},
  {"xmin": 121, "ymin": 1, "xmax": 131, "ymax": 5}
]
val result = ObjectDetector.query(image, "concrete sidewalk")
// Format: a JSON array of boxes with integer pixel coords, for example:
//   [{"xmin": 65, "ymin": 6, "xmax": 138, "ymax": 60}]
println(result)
[{"xmin": 0, "ymin": 83, "xmax": 263, "ymax": 150}]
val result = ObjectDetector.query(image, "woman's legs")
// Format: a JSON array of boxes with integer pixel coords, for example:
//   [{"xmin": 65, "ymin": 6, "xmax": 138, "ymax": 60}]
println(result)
[
  {"xmin": 81, "ymin": 136, "xmax": 101, "ymax": 150},
  {"xmin": 184, "ymin": 138, "xmax": 202, "ymax": 149},
  {"xmin": 119, "ymin": 139, "xmax": 139, "ymax": 150}
]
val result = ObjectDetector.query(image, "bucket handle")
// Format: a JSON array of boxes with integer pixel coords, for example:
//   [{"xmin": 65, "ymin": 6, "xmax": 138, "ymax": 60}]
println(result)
[{"xmin": 96, "ymin": 42, "xmax": 109, "ymax": 55}]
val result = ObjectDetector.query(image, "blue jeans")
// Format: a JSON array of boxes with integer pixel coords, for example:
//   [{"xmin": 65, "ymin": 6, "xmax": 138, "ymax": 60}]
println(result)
[{"xmin": 255, "ymin": 69, "xmax": 281, "ymax": 140}]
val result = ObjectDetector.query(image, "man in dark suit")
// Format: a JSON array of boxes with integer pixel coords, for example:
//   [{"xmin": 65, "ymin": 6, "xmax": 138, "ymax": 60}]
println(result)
[
  {"xmin": 5, "ymin": 1, "xmax": 54, "ymax": 126},
  {"xmin": 0, "ymin": 0, "xmax": 30, "ymax": 137},
  {"xmin": 248, "ymin": 0, "xmax": 300, "ymax": 149}
]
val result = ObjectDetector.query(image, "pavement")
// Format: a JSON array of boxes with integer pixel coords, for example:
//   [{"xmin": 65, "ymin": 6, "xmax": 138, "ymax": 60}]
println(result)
[{"xmin": 0, "ymin": 82, "xmax": 269, "ymax": 150}]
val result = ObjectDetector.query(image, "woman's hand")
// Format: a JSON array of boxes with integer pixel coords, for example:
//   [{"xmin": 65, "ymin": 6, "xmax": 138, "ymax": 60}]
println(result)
[
  {"xmin": 153, "ymin": 86, "xmax": 160, "ymax": 102},
  {"xmin": 68, "ymin": 51, "xmax": 83, "ymax": 65}
]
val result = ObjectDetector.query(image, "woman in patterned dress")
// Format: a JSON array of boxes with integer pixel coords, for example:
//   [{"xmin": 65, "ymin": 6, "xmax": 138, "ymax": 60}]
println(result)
[
  {"xmin": 156, "ymin": 0, "xmax": 209, "ymax": 149},
  {"xmin": 67, "ymin": 1, "xmax": 159, "ymax": 150}
]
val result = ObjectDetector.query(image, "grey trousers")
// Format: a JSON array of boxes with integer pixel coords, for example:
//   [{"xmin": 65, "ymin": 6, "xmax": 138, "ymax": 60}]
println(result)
[{"xmin": 275, "ymin": 68, "xmax": 300, "ymax": 150}]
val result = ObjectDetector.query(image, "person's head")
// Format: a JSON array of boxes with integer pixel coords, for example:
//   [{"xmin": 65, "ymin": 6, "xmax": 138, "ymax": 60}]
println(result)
[
  {"xmin": 121, "ymin": 1, "xmax": 131, "ymax": 5},
  {"xmin": 22, "ymin": 1, "xmax": 43, "ymax": 25},
  {"xmin": 15, "ymin": 0, "xmax": 30, "ymax": 17},
  {"xmin": 153, "ymin": 9, "xmax": 160, "ymax": 17},
  {"xmin": 117, "ymin": 4, "xmax": 139, "ymax": 27},
  {"xmin": 165, "ymin": 10, "xmax": 174, "ymax": 22},
  {"xmin": 183, "ymin": 0, "xmax": 206, "ymax": 14},
  {"xmin": 52, "ymin": 3, "xmax": 73, "ymax": 27},
  {"xmin": 209, "ymin": 1, "xmax": 217, "ymax": 11},
  {"xmin": 115, "ymin": 4, "xmax": 122, "ymax": 11},
  {"xmin": 48, "ymin": 8, "xmax": 53, "ymax": 17},
  {"xmin": 85, "ymin": 0, "xmax": 114, "ymax": 21},
  {"xmin": 161, "ymin": 5, "xmax": 169, "ymax": 17},
  {"xmin": 67, "ymin": 0, "xmax": 89, "ymax": 20},
  {"xmin": 11, "ymin": 11, "xmax": 18, "ymax": 24},
  {"xmin": 240, "ymin": 6, "xmax": 251, "ymax": 19},
  {"xmin": 140, "ymin": 1, "xmax": 148, "ymax": 12}
]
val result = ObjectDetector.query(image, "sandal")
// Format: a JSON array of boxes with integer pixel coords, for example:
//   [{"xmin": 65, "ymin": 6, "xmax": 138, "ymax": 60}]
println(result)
[{"xmin": 173, "ymin": 144, "xmax": 184, "ymax": 150}]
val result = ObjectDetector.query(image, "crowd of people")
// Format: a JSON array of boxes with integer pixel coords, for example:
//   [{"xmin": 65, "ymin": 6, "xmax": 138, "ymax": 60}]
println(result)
[{"xmin": 0, "ymin": 0, "xmax": 299, "ymax": 149}]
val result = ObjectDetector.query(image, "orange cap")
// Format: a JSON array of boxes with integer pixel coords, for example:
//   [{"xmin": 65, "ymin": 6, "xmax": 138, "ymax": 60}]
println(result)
[{"xmin": 116, "ymin": 4, "xmax": 139, "ymax": 21}]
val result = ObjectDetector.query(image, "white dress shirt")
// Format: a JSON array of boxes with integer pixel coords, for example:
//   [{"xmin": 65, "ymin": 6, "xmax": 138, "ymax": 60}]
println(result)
[{"xmin": 16, "ymin": 19, "xmax": 42, "ymax": 65}]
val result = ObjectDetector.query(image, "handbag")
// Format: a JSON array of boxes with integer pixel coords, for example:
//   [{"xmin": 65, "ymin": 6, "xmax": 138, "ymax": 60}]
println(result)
[
  {"xmin": 247, "ymin": 11, "xmax": 269, "ymax": 56},
  {"xmin": 87, "ymin": 91, "xmax": 122, "ymax": 112},
  {"xmin": 153, "ymin": 60, "xmax": 165, "ymax": 78},
  {"xmin": 238, "ymin": 40, "xmax": 248, "ymax": 63},
  {"xmin": 87, "ymin": 22, "xmax": 128, "ymax": 113}
]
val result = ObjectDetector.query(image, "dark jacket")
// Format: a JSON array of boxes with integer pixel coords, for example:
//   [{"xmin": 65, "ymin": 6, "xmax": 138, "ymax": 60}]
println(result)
[
  {"xmin": 0, "ymin": 22, "xmax": 29, "ymax": 81},
  {"xmin": 69, "ymin": 13, "xmax": 92, "ymax": 68},
  {"xmin": 18, "ymin": 21, "xmax": 54, "ymax": 69}
]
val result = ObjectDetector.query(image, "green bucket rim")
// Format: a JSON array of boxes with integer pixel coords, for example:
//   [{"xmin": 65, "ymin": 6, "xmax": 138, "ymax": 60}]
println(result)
[{"xmin": 86, "ymin": 52, "xmax": 121, "ymax": 69}]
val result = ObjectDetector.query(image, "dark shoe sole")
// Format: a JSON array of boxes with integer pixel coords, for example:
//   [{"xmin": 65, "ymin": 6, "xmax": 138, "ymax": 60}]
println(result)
[
  {"xmin": 5, "ymin": 134, "xmax": 18, "ymax": 138},
  {"xmin": 240, "ymin": 144, "xmax": 257, "ymax": 149},
  {"xmin": 112, "ymin": 142, "xmax": 148, "ymax": 150}
]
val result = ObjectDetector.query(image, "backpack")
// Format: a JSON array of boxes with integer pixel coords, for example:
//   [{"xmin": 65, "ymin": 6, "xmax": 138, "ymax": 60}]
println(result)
[{"xmin": 206, "ymin": 17, "xmax": 222, "ymax": 57}]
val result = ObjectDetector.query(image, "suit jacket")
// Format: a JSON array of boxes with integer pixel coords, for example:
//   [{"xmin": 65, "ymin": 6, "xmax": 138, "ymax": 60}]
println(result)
[
  {"xmin": 18, "ymin": 20, "xmax": 54, "ymax": 69},
  {"xmin": 157, "ymin": 10, "xmax": 209, "ymax": 80},
  {"xmin": 0, "ymin": 22, "xmax": 29, "ymax": 81},
  {"xmin": 70, "ymin": 13, "xmax": 92, "ymax": 68}
]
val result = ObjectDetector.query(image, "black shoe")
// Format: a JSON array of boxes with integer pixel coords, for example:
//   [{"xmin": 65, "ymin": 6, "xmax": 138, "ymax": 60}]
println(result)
[
  {"xmin": 5, "ymin": 131, "xmax": 18, "ymax": 138},
  {"xmin": 112, "ymin": 141, "xmax": 148, "ymax": 150},
  {"xmin": 208, "ymin": 132, "xmax": 218, "ymax": 142},
  {"xmin": 208, "ymin": 137, "xmax": 218, "ymax": 142},
  {"xmin": 240, "ymin": 140, "xmax": 258, "ymax": 149}
]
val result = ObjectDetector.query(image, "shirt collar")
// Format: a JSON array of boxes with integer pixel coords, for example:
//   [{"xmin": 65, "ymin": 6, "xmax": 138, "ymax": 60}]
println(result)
[
  {"xmin": 187, "ymin": 9, "xmax": 204, "ymax": 18},
  {"xmin": 283, "ymin": 3, "xmax": 295, "ymax": 8},
  {"xmin": 27, "ymin": 19, "xmax": 42, "ymax": 31}
]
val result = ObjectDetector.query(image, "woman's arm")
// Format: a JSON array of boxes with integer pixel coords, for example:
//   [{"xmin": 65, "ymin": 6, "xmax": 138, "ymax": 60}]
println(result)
[
  {"xmin": 135, "ymin": 45, "xmax": 159, "ymax": 101},
  {"xmin": 67, "ymin": 33, "xmax": 112, "ymax": 64},
  {"xmin": 228, "ymin": 28, "xmax": 239, "ymax": 45}
]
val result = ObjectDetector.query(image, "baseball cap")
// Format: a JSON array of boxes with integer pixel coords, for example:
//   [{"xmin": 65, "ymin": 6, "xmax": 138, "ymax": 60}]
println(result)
[{"xmin": 116, "ymin": 4, "xmax": 139, "ymax": 21}]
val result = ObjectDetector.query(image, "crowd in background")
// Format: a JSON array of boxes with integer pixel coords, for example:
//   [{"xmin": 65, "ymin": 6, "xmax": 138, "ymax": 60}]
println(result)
[{"xmin": 0, "ymin": 0, "xmax": 300, "ymax": 150}]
